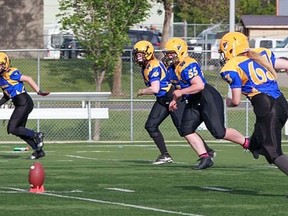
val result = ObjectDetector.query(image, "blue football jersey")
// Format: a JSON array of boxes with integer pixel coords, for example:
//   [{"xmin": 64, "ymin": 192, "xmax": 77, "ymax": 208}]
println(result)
[
  {"xmin": 0, "ymin": 68, "xmax": 26, "ymax": 98},
  {"xmin": 167, "ymin": 56, "xmax": 207, "ymax": 98},
  {"xmin": 220, "ymin": 48, "xmax": 281, "ymax": 99},
  {"xmin": 141, "ymin": 59, "xmax": 171, "ymax": 98}
]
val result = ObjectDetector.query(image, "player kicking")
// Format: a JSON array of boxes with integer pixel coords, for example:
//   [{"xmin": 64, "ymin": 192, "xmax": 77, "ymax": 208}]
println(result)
[{"xmin": 0, "ymin": 52, "xmax": 49, "ymax": 159}]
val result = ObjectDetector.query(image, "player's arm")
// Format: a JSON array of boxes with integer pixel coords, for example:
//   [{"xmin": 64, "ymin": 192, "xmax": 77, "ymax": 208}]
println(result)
[
  {"xmin": 137, "ymin": 80, "xmax": 160, "ymax": 96},
  {"xmin": 180, "ymin": 76, "xmax": 204, "ymax": 95},
  {"xmin": 226, "ymin": 88, "xmax": 242, "ymax": 107},
  {"xmin": 220, "ymin": 68, "xmax": 243, "ymax": 107},
  {"xmin": 20, "ymin": 75, "xmax": 50, "ymax": 96},
  {"xmin": 171, "ymin": 76, "xmax": 204, "ymax": 101},
  {"xmin": 169, "ymin": 76, "xmax": 204, "ymax": 111},
  {"xmin": 20, "ymin": 75, "xmax": 40, "ymax": 92}
]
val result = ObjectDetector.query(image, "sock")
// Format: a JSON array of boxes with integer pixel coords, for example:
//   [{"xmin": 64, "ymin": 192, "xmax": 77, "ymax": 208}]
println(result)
[
  {"xmin": 199, "ymin": 153, "xmax": 209, "ymax": 158},
  {"xmin": 152, "ymin": 132, "xmax": 168, "ymax": 155},
  {"xmin": 19, "ymin": 135, "xmax": 37, "ymax": 150},
  {"xmin": 242, "ymin": 138, "xmax": 250, "ymax": 149}
]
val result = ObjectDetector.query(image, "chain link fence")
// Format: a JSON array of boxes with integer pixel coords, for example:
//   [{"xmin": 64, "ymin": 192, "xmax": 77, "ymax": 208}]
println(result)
[{"xmin": 1, "ymin": 49, "xmax": 288, "ymax": 143}]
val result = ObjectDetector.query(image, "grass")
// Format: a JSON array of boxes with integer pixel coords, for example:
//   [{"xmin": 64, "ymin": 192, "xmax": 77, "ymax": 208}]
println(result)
[{"xmin": 1, "ymin": 142, "xmax": 288, "ymax": 216}]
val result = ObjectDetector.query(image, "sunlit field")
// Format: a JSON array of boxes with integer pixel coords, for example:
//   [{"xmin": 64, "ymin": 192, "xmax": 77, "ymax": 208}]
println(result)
[{"xmin": 0, "ymin": 142, "xmax": 288, "ymax": 216}]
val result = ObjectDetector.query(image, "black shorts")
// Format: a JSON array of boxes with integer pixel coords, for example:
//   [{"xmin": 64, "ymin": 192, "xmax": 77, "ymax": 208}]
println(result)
[
  {"xmin": 145, "ymin": 86, "xmax": 184, "ymax": 135},
  {"xmin": 180, "ymin": 84, "xmax": 226, "ymax": 139},
  {"xmin": 250, "ymin": 93, "xmax": 288, "ymax": 163}
]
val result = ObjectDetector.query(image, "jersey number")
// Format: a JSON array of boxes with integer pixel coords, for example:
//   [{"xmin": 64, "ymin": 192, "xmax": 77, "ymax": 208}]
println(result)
[
  {"xmin": 188, "ymin": 67, "xmax": 199, "ymax": 79},
  {"xmin": 248, "ymin": 61, "xmax": 275, "ymax": 85}
]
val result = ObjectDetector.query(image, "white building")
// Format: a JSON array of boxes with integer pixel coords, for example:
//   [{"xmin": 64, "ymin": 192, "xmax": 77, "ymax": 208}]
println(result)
[{"xmin": 44, "ymin": 0, "xmax": 61, "ymax": 25}]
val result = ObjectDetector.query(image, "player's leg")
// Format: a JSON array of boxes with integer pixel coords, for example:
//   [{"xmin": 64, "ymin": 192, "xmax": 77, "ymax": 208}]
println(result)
[
  {"xmin": 145, "ymin": 101, "xmax": 172, "ymax": 164},
  {"xmin": 180, "ymin": 103, "xmax": 213, "ymax": 169},
  {"xmin": 170, "ymin": 99, "xmax": 216, "ymax": 158},
  {"xmin": 201, "ymin": 84, "xmax": 247, "ymax": 147},
  {"xmin": 8, "ymin": 94, "xmax": 45, "ymax": 159}
]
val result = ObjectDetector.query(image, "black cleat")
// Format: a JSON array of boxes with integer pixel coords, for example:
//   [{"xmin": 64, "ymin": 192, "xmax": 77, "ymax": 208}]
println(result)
[
  {"xmin": 194, "ymin": 156, "xmax": 214, "ymax": 170},
  {"xmin": 30, "ymin": 149, "xmax": 45, "ymax": 160},
  {"xmin": 35, "ymin": 132, "xmax": 44, "ymax": 151},
  {"xmin": 250, "ymin": 149, "xmax": 260, "ymax": 159}
]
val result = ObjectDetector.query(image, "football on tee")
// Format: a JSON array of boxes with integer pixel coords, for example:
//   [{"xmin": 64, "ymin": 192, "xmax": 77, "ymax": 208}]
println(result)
[{"xmin": 28, "ymin": 162, "xmax": 45, "ymax": 188}]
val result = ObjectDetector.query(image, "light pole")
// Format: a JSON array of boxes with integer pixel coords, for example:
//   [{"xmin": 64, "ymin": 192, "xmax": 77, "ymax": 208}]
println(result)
[
  {"xmin": 229, "ymin": 0, "xmax": 235, "ymax": 32},
  {"xmin": 227, "ymin": 0, "xmax": 235, "ymax": 98}
]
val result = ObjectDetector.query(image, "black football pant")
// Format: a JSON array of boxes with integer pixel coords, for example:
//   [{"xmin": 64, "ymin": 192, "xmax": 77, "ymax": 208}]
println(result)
[{"xmin": 8, "ymin": 93, "xmax": 37, "ymax": 150}]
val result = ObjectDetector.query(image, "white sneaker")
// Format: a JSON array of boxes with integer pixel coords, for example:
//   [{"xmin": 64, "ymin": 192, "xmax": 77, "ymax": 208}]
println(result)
[{"xmin": 153, "ymin": 154, "xmax": 173, "ymax": 165}]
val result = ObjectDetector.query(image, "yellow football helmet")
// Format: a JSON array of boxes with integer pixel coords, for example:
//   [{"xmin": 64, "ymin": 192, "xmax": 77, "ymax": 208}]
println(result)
[
  {"xmin": 0, "ymin": 52, "xmax": 10, "ymax": 72},
  {"xmin": 162, "ymin": 37, "xmax": 188, "ymax": 66},
  {"xmin": 218, "ymin": 32, "xmax": 249, "ymax": 64},
  {"xmin": 132, "ymin": 40, "xmax": 154, "ymax": 66}
]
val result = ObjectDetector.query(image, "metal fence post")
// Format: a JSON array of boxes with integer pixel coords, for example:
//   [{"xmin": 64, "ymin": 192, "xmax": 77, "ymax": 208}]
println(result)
[{"xmin": 130, "ymin": 51, "xmax": 134, "ymax": 141}]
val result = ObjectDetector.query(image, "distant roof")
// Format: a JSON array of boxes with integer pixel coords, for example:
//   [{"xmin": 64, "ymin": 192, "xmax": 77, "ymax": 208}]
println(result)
[{"xmin": 241, "ymin": 15, "xmax": 288, "ymax": 27}]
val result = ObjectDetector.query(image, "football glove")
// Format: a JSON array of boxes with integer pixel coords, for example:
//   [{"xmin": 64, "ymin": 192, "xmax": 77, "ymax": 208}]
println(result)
[{"xmin": 37, "ymin": 90, "xmax": 50, "ymax": 96}]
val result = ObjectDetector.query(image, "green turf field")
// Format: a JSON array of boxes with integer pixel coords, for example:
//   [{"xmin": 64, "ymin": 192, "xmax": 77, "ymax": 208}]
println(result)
[{"xmin": 0, "ymin": 142, "xmax": 287, "ymax": 216}]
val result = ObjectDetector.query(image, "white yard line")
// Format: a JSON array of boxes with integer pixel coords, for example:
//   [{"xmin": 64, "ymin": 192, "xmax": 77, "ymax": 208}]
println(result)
[
  {"xmin": 65, "ymin": 155, "xmax": 99, "ymax": 160},
  {"xmin": 1, "ymin": 187, "xmax": 203, "ymax": 216},
  {"xmin": 65, "ymin": 154, "xmax": 189, "ymax": 165},
  {"xmin": 106, "ymin": 188, "xmax": 135, "ymax": 193},
  {"xmin": 202, "ymin": 186, "xmax": 232, "ymax": 192},
  {"xmin": 76, "ymin": 151, "xmax": 111, "ymax": 153}
]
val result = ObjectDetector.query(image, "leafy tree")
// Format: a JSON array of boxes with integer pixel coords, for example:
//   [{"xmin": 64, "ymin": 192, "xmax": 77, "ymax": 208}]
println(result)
[
  {"xmin": 174, "ymin": 0, "xmax": 229, "ymax": 24},
  {"xmin": 57, "ymin": 0, "xmax": 151, "ymax": 140},
  {"xmin": 170, "ymin": 0, "xmax": 276, "ymax": 37},
  {"xmin": 236, "ymin": 0, "xmax": 276, "ymax": 22},
  {"xmin": 57, "ymin": 0, "xmax": 151, "ymax": 92},
  {"xmin": 174, "ymin": 0, "xmax": 276, "ymax": 24}
]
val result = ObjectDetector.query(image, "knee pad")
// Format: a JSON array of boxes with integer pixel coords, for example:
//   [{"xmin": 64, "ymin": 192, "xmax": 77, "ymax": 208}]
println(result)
[
  {"xmin": 212, "ymin": 132, "xmax": 225, "ymax": 139},
  {"xmin": 7, "ymin": 126, "xmax": 16, "ymax": 135},
  {"xmin": 7, "ymin": 120, "xmax": 17, "ymax": 135},
  {"xmin": 180, "ymin": 123, "xmax": 194, "ymax": 137},
  {"xmin": 176, "ymin": 127, "xmax": 185, "ymax": 137},
  {"xmin": 149, "ymin": 132, "xmax": 159, "ymax": 138},
  {"xmin": 210, "ymin": 128, "xmax": 226, "ymax": 139},
  {"xmin": 145, "ymin": 122, "xmax": 159, "ymax": 138}
]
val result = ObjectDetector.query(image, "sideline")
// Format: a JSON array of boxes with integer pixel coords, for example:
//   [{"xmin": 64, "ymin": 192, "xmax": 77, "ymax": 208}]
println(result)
[{"xmin": 1, "ymin": 187, "xmax": 203, "ymax": 216}]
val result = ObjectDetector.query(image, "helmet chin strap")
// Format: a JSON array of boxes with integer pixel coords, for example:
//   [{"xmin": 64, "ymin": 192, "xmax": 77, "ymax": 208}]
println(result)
[{"xmin": 219, "ymin": 53, "xmax": 226, "ymax": 66}]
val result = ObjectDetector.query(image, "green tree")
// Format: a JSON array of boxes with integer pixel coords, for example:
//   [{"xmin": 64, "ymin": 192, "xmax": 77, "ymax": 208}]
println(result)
[
  {"xmin": 174, "ymin": 0, "xmax": 229, "ymax": 24},
  {"xmin": 57, "ymin": 0, "xmax": 151, "ymax": 92},
  {"xmin": 236, "ymin": 0, "xmax": 276, "ymax": 22},
  {"xmin": 174, "ymin": 0, "xmax": 276, "ymax": 24},
  {"xmin": 57, "ymin": 0, "xmax": 151, "ymax": 140}
]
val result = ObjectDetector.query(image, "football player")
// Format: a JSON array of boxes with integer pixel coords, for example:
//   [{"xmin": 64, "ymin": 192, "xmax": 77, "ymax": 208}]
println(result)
[
  {"xmin": 133, "ymin": 40, "xmax": 215, "ymax": 167},
  {"xmin": 219, "ymin": 32, "xmax": 288, "ymax": 175},
  {"xmin": 0, "ymin": 52, "xmax": 49, "ymax": 159},
  {"xmin": 162, "ymin": 37, "xmax": 250, "ymax": 169}
]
